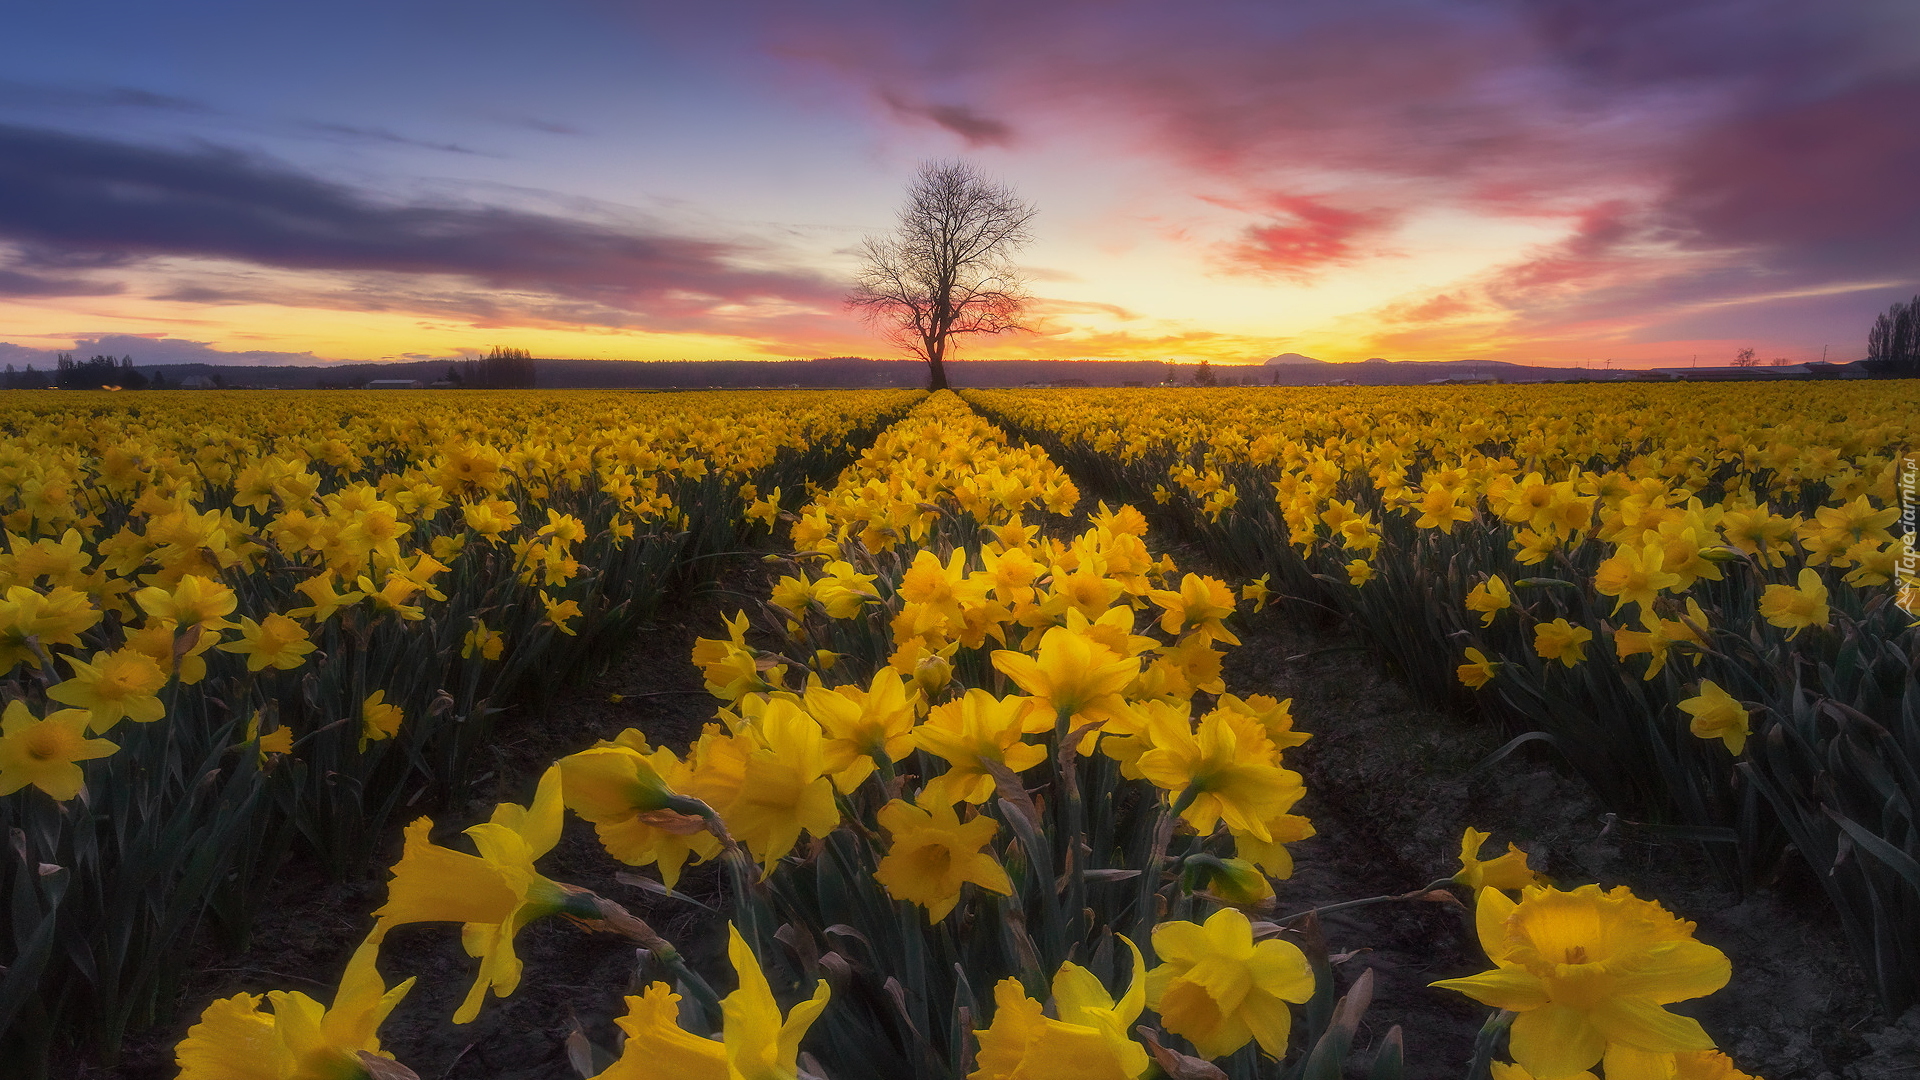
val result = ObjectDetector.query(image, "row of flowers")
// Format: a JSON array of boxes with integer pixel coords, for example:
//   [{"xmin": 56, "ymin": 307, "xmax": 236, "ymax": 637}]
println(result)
[
  {"xmin": 177, "ymin": 391, "xmax": 1762, "ymax": 1079},
  {"xmin": 0, "ymin": 388, "xmax": 918, "ymax": 1073},
  {"xmin": 964, "ymin": 382, "xmax": 1920, "ymax": 1015}
]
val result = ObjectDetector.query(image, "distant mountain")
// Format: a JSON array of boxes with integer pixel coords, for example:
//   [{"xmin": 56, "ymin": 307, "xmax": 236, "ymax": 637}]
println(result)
[{"xmin": 60, "ymin": 353, "xmax": 1874, "ymax": 391}]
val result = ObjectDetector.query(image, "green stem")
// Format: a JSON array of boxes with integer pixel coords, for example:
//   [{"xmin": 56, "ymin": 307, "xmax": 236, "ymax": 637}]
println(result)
[
  {"xmin": 1278, "ymin": 878, "xmax": 1456, "ymax": 924},
  {"xmin": 1056, "ymin": 707, "xmax": 1086, "ymax": 951},
  {"xmin": 1466, "ymin": 1009, "xmax": 1517, "ymax": 1080}
]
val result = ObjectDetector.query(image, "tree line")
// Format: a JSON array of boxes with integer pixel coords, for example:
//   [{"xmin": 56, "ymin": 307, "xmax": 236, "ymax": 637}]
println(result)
[
  {"xmin": 1864, "ymin": 295, "xmax": 1920, "ymax": 377},
  {"xmin": 4, "ymin": 354, "xmax": 172, "ymax": 390}
]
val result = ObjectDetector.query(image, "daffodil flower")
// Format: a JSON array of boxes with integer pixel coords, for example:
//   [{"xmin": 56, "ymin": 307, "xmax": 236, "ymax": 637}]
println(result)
[
  {"xmin": 1148, "ymin": 907, "xmax": 1314, "ymax": 1060},
  {"xmin": 1757, "ymin": 568, "xmax": 1830, "ymax": 636},
  {"xmin": 174, "ymin": 938, "xmax": 416, "ymax": 1080},
  {"xmin": 217, "ymin": 613, "xmax": 317, "ymax": 671},
  {"xmin": 803, "ymin": 669, "xmax": 917, "ymax": 792},
  {"xmin": 972, "ymin": 941, "xmax": 1148, "ymax": 1080},
  {"xmin": 991, "ymin": 625, "xmax": 1139, "ymax": 733},
  {"xmin": 1432, "ymin": 884, "xmax": 1731, "ymax": 1079},
  {"xmin": 370, "ymin": 765, "xmax": 588, "ymax": 1023},
  {"xmin": 0, "ymin": 699, "xmax": 117, "ymax": 800},
  {"xmin": 48, "ymin": 647, "xmax": 169, "ymax": 732},
  {"xmin": 872, "ymin": 793, "xmax": 1013, "ymax": 921},
  {"xmin": 1678, "ymin": 680, "xmax": 1750, "ymax": 755},
  {"xmin": 558, "ymin": 740, "xmax": 725, "ymax": 891},
  {"xmin": 591, "ymin": 925, "xmax": 830, "ymax": 1080},
  {"xmin": 1453, "ymin": 827, "xmax": 1545, "ymax": 892}
]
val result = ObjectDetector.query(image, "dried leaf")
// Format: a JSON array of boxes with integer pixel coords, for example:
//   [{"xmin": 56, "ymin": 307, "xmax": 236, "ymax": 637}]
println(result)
[
  {"xmin": 356, "ymin": 1052, "xmax": 421, "ymax": 1080},
  {"xmin": 1135, "ymin": 1027, "xmax": 1228, "ymax": 1080},
  {"xmin": 634, "ymin": 808, "xmax": 709, "ymax": 836}
]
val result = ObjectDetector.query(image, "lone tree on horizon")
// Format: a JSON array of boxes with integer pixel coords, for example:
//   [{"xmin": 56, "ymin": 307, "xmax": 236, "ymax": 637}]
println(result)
[{"xmin": 849, "ymin": 160, "xmax": 1036, "ymax": 391}]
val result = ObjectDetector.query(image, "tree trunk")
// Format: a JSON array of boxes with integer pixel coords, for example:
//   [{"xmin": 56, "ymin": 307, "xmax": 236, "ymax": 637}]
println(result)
[{"xmin": 925, "ymin": 341, "xmax": 949, "ymax": 391}]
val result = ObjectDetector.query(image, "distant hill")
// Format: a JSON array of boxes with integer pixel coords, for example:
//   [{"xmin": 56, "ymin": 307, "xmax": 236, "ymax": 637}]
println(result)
[
  {"xmin": 32, "ymin": 353, "xmax": 1874, "ymax": 391},
  {"xmin": 115, "ymin": 356, "xmax": 1184, "ymax": 390}
]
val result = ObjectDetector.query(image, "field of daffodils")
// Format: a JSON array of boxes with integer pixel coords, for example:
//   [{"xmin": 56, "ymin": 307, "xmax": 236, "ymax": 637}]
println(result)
[{"xmin": 0, "ymin": 383, "xmax": 1912, "ymax": 1080}]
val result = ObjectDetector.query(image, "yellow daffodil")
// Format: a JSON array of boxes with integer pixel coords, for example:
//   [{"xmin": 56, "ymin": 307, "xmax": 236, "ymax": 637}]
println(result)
[
  {"xmin": 1135, "ymin": 707, "xmax": 1302, "ymax": 843},
  {"xmin": 692, "ymin": 611, "xmax": 783, "ymax": 702},
  {"xmin": 240, "ymin": 711, "xmax": 294, "ymax": 766},
  {"xmin": 1457, "ymin": 647, "xmax": 1500, "ymax": 689},
  {"xmin": 1593, "ymin": 543, "xmax": 1682, "ymax": 614},
  {"xmin": 0, "ymin": 584, "xmax": 101, "ymax": 672},
  {"xmin": 593, "ymin": 982, "xmax": 725, "ymax": 1079},
  {"xmin": 1532, "ymin": 618, "xmax": 1594, "ymax": 666},
  {"xmin": 913, "ymin": 689, "xmax": 1047, "ymax": 804},
  {"xmin": 133, "ymin": 573, "xmax": 238, "ymax": 631},
  {"xmin": 723, "ymin": 698, "xmax": 840, "ymax": 877},
  {"xmin": 1346, "ymin": 558, "xmax": 1375, "ymax": 586},
  {"xmin": 594, "ymin": 924, "xmax": 829, "ymax": 1080},
  {"xmin": 1453, "ymin": 827, "xmax": 1546, "ymax": 892},
  {"xmin": 1466, "ymin": 575, "xmax": 1513, "ymax": 626},
  {"xmin": 873, "ymin": 793, "xmax": 1013, "ymax": 921},
  {"xmin": 462, "ymin": 618, "xmax": 504, "ymax": 661},
  {"xmin": 972, "ymin": 942, "xmax": 1148, "ymax": 1080},
  {"xmin": 1717, "ymin": 507, "xmax": 1797, "ymax": 568},
  {"xmin": 1432, "ymin": 884, "xmax": 1731, "ymax": 1079},
  {"xmin": 1148, "ymin": 906, "xmax": 1315, "ymax": 1060},
  {"xmin": 462, "ymin": 498, "xmax": 521, "ymax": 539},
  {"xmin": 1493, "ymin": 1047, "xmax": 1757, "ymax": 1080},
  {"xmin": 217, "ymin": 613, "xmax": 317, "ymax": 671},
  {"xmin": 1612, "ymin": 599, "xmax": 1709, "ymax": 680},
  {"xmin": 359, "ymin": 691, "xmax": 404, "ymax": 751},
  {"xmin": 1213, "ymin": 693, "xmax": 1309, "ymax": 751},
  {"xmin": 1230, "ymin": 807, "xmax": 1316, "ymax": 880},
  {"xmin": 537, "ymin": 508, "xmax": 587, "ymax": 543},
  {"xmin": 1757, "ymin": 568, "xmax": 1830, "ymax": 636},
  {"xmin": 1414, "ymin": 485, "xmax": 1475, "ymax": 533},
  {"xmin": 1152, "ymin": 632, "xmax": 1228, "ymax": 697},
  {"xmin": 48, "ymin": 647, "xmax": 169, "ymax": 732},
  {"xmin": 286, "ymin": 575, "xmax": 366, "ymax": 623},
  {"xmin": 557, "ymin": 740, "xmax": 722, "ymax": 891},
  {"xmin": 1678, "ymin": 680, "xmax": 1750, "ymax": 755},
  {"xmin": 356, "ymin": 572, "xmax": 425, "ymax": 622},
  {"xmin": 0, "ymin": 699, "xmax": 117, "ymax": 800},
  {"xmin": 174, "ymin": 938, "xmax": 415, "ymax": 1080},
  {"xmin": 370, "ymin": 765, "xmax": 582, "ymax": 1023},
  {"xmin": 1191, "ymin": 855, "xmax": 1277, "ymax": 907},
  {"xmin": 991, "ymin": 625, "xmax": 1139, "ymax": 732},
  {"xmin": 539, "ymin": 589, "xmax": 582, "ymax": 635},
  {"xmin": 1241, "ymin": 573, "xmax": 1272, "ymax": 612},
  {"xmin": 1147, "ymin": 573, "xmax": 1241, "ymax": 646},
  {"xmin": 803, "ymin": 669, "xmax": 917, "ymax": 792}
]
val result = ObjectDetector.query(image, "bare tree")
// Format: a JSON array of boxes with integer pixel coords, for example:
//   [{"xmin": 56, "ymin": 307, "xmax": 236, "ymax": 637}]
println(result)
[
  {"xmin": 849, "ymin": 161, "xmax": 1036, "ymax": 391},
  {"xmin": 1867, "ymin": 295, "xmax": 1920, "ymax": 377},
  {"xmin": 1731, "ymin": 347, "xmax": 1759, "ymax": 367}
]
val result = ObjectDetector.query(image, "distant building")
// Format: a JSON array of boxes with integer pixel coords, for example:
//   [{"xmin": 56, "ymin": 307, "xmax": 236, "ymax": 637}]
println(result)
[
  {"xmin": 178, "ymin": 375, "xmax": 215, "ymax": 389},
  {"xmin": 366, "ymin": 379, "xmax": 425, "ymax": 389}
]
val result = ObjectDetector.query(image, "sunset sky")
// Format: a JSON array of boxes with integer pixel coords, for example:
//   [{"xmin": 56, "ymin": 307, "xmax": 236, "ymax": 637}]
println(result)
[{"xmin": 2, "ymin": 1, "xmax": 1916, "ymax": 369}]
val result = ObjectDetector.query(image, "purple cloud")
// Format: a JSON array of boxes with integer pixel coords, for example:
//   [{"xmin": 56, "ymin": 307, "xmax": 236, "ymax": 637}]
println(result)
[{"xmin": 0, "ymin": 124, "xmax": 844, "ymax": 325}]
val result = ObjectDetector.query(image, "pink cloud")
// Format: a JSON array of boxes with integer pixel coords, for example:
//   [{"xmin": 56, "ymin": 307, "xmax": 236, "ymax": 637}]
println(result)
[
  {"xmin": 743, "ymin": 0, "xmax": 1917, "ymax": 353},
  {"xmin": 1216, "ymin": 193, "xmax": 1396, "ymax": 279}
]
